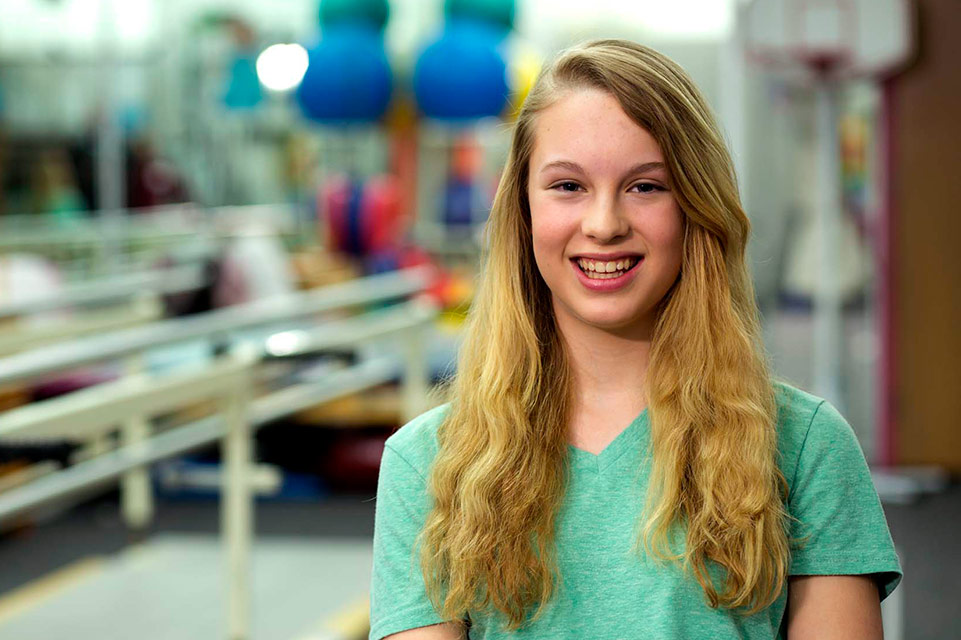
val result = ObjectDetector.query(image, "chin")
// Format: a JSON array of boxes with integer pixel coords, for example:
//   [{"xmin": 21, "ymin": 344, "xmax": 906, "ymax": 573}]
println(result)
[
  {"xmin": 577, "ymin": 309, "xmax": 645, "ymax": 332},
  {"xmin": 551, "ymin": 291, "xmax": 652, "ymax": 335}
]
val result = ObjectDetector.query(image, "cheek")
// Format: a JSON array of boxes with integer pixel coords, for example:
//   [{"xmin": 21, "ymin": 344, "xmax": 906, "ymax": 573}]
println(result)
[
  {"xmin": 645, "ymin": 203, "xmax": 685, "ymax": 255},
  {"xmin": 529, "ymin": 201, "xmax": 572, "ymax": 264}
]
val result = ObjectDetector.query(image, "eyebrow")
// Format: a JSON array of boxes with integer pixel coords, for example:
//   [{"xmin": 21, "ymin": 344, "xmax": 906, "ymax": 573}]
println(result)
[{"xmin": 537, "ymin": 160, "xmax": 667, "ymax": 177}]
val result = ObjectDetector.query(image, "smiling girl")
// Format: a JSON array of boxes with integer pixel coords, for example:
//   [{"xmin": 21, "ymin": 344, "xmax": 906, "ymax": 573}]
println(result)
[{"xmin": 369, "ymin": 39, "xmax": 901, "ymax": 640}]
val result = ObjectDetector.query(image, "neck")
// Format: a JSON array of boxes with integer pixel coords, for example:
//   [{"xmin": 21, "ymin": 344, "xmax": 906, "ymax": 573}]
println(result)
[{"xmin": 554, "ymin": 305, "xmax": 652, "ymax": 415}]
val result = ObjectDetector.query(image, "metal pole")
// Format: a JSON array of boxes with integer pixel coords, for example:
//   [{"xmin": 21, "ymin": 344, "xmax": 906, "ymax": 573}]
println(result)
[
  {"xmin": 222, "ymin": 352, "xmax": 253, "ymax": 640},
  {"xmin": 121, "ymin": 352, "xmax": 153, "ymax": 531},
  {"xmin": 812, "ymin": 80, "xmax": 844, "ymax": 409},
  {"xmin": 402, "ymin": 316, "xmax": 430, "ymax": 422},
  {"xmin": 96, "ymin": 0, "xmax": 125, "ymax": 275}
]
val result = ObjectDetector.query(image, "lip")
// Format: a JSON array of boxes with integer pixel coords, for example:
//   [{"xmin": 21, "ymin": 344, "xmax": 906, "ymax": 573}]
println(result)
[
  {"xmin": 570, "ymin": 252, "xmax": 644, "ymax": 261},
  {"xmin": 570, "ymin": 256, "xmax": 643, "ymax": 292}
]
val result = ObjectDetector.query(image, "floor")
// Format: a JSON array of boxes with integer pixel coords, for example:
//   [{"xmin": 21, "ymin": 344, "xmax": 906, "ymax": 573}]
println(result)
[
  {"xmin": 0, "ymin": 533, "xmax": 372, "ymax": 640},
  {"xmin": 0, "ymin": 482, "xmax": 958, "ymax": 639},
  {"xmin": 0, "ymin": 494, "xmax": 378, "ymax": 640},
  {"xmin": 0, "ymin": 308, "xmax": 958, "ymax": 639}
]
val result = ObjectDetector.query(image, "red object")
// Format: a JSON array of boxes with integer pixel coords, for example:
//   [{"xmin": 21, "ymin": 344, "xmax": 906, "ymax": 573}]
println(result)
[
  {"xmin": 322, "ymin": 433, "xmax": 389, "ymax": 491},
  {"xmin": 321, "ymin": 174, "xmax": 408, "ymax": 255},
  {"xmin": 360, "ymin": 175, "xmax": 404, "ymax": 253},
  {"xmin": 320, "ymin": 176, "xmax": 352, "ymax": 252},
  {"xmin": 394, "ymin": 246, "xmax": 451, "ymax": 306}
]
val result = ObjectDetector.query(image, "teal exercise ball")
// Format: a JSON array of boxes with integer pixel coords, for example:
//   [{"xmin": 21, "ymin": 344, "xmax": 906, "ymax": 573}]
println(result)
[
  {"xmin": 444, "ymin": 0, "xmax": 514, "ymax": 31},
  {"xmin": 318, "ymin": 0, "xmax": 389, "ymax": 31}
]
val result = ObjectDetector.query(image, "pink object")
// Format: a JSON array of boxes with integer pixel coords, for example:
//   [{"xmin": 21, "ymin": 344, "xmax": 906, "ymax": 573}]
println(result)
[{"xmin": 32, "ymin": 369, "xmax": 118, "ymax": 401}]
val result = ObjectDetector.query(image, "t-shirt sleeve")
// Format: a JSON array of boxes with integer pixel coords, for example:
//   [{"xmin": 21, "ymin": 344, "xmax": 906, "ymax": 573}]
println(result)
[
  {"xmin": 369, "ymin": 443, "xmax": 448, "ymax": 640},
  {"xmin": 787, "ymin": 400, "xmax": 903, "ymax": 601}
]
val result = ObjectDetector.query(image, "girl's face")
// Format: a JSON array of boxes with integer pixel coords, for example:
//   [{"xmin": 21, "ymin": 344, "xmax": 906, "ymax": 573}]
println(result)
[{"xmin": 527, "ymin": 88, "xmax": 685, "ymax": 337}]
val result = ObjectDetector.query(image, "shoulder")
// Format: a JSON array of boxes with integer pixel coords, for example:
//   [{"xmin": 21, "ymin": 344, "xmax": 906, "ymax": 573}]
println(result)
[
  {"xmin": 773, "ymin": 378, "xmax": 826, "ymax": 436},
  {"xmin": 772, "ymin": 379, "xmax": 840, "ymax": 487},
  {"xmin": 773, "ymin": 378, "xmax": 872, "ymax": 496},
  {"xmin": 383, "ymin": 402, "xmax": 452, "ymax": 482}
]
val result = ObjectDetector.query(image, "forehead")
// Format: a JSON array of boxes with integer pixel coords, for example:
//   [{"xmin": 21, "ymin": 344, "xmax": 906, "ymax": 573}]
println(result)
[{"xmin": 528, "ymin": 88, "xmax": 664, "ymax": 173}]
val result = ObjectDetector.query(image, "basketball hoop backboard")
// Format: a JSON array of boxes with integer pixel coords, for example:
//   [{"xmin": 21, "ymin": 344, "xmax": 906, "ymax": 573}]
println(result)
[{"xmin": 743, "ymin": 0, "xmax": 914, "ymax": 80}]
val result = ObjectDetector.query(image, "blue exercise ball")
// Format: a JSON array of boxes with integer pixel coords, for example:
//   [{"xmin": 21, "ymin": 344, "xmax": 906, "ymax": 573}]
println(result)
[
  {"xmin": 413, "ymin": 20, "xmax": 509, "ymax": 121},
  {"xmin": 296, "ymin": 25, "xmax": 393, "ymax": 123}
]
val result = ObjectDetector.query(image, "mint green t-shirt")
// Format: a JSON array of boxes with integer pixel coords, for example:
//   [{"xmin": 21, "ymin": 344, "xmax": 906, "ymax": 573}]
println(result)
[{"xmin": 369, "ymin": 381, "xmax": 902, "ymax": 639}]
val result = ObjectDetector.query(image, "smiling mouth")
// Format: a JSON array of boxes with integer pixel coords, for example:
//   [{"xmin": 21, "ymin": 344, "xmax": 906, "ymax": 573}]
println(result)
[{"xmin": 573, "ymin": 256, "xmax": 643, "ymax": 279}]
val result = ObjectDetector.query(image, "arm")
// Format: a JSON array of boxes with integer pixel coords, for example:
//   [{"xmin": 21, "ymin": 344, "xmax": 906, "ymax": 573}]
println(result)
[
  {"xmin": 782, "ymin": 399, "xmax": 902, "ymax": 635},
  {"xmin": 786, "ymin": 575, "xmax": 884, "ymax": 640},
  {"xmin": 370, "ymin": 431, "xmax": 467, "ymax": 640},
  {"xmin": 384, "ymin": 622, "xmax": 466, "ymax": 640}
]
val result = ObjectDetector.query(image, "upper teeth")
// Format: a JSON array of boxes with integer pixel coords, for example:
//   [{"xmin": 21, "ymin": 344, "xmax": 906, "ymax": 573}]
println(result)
[{"xmin": 577, "ymin": 257, "xmax": 639, "ymax": 272}]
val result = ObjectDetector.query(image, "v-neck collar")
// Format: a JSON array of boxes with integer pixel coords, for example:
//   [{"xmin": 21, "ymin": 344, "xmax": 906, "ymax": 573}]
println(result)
[{"xmin": 566, "ymin": 407, "xmax": 649, "ymax": 474}]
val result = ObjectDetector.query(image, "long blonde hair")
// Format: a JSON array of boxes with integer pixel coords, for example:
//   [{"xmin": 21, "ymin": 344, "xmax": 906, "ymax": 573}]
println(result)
[{"xmin": 419, "ymin": 39, "xmax": 794, "ymax": 632}]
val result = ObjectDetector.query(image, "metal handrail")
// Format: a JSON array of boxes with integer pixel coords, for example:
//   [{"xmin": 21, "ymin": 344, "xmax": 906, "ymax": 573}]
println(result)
[
  {"xmin": 0, "ymin": 264, "xmax": 206, "ymax": 320},
  {"xmin": 0, "ymin": 265, "xmax": 433, "ymax": 386},
  {"xmin": 0, "ymin": 290, "xmax": 438, "ymax": 640}
]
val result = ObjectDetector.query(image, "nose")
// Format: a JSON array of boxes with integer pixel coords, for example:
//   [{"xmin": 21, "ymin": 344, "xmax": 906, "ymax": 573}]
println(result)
[{"xmin": 580, "ymin": 195, "xmax": 630, "ymax": 242}]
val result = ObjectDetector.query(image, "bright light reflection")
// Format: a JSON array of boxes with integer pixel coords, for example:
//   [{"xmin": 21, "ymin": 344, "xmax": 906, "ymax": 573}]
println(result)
[
  {"xmin": 256, "ymin": 43, "xmax": 309, "ymax": 92},
  {"xmin": 265, "ymin": 330, "xmax": 308, "ymax": 356}
]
